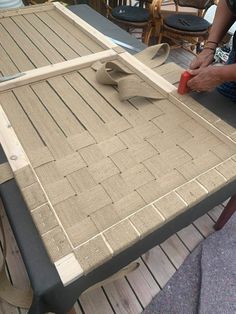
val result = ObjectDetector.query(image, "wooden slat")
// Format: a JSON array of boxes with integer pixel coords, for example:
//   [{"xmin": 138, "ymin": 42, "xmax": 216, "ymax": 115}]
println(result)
[
  {"xmin": 0, "ymin": 238, "xmax": 20, "ymax": 314},
  {"xmin": 12, "ymin": 15, "xmax": 64, "ymax": 65},
  {"xmin": 0, "ymin": 43, "xmax": 18, "ymax": 76},
  {"xmin": 160, "ymin": 234, "xmax": 189, "ymax": 269},
  {"xmin": 177, "ymin": 224, "xmax": 204, "ymax": 252},
  {"xmin": 103, "ymin": 278, "xmax": 143, "ymax": 314},
  {"xmin": 118, "ymin": 52, "xmax": 176, "ymax": 96},
  {"xmin": 53, "ymin": 2, "xmax": 116, "ymax": 50},
  {"xmin": 47, "ymin": 10, "xmax": 103, "ymax": 54},
  {"xmin": 31, "ymin": 81, "xmax": 84, "ymax": 136},
  {"xmin": 35, "ymin": 11, "xmax": 92, "ymax": 57},
  {"xmin": 0, "ymin": 24, "xmax": 34, "ymax": 72},
  {"xmin": 0, "ymin": 17, "xmax": 49, "ymax": 68},
  {"xmin": 142, "ymin": 246, "xmax": 176, "ymax": 288},
  {"xmin": 0, "ymin": 3, "xmax": 53, "ymax": 18},
  {"xmin": 0, "ymin": 105, "xmax": 29, "ymax": 172},
  {"xmin": 47, "ymin": 75, "xmax": 112, "ymax": 142},
  {"xmin": 0, "ymin": 92, "xmax": 45, "ymax": 157},
  {"xmin": 24, "ymin": 13, "xmax": 78, "ymax": 60},
  {"xmin": 193, "ymin": 214, "xmax": 215, "ymax": 238},
  {"xmin": 0, "ymin": 50, "xmax": 117, "ymax": 92},
  {"xmin": 0, "ymin": 201, "xmax": 30, "ymax": 290},
  {"xmin": 12, "ymin": 85, "xmax": 73, "ymax": 159},
  {"xmin": 126, "ymin": 258, "xmax": 160, "ymax": 308},
  {"xmin": 79, "ymin": 288, "xmax": 114, "ymax": 314},
  {"xmin": 0, "ymin": 249, "xmax": 20, "ymax": 314},
  {"xmin": 64, "ymin": 72, "xmax": 120, "ymax": 123},
  {"xmin": 79, "ymin": 67, "xmax": 148, "ymax": 127},
  {"xmin": 208, "ymin": 204, "xmax": 223, "ymax": 222}
]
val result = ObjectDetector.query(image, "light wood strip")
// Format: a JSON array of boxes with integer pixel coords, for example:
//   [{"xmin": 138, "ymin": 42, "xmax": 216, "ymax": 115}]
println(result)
[
  {"xmin": 12, "ymin": 15, "xmax": 64, "ymax": 64},
  {"xmin": 24, "ymin": 13, "xmax": 78, "ymax": 60},
  {"xmin": 53, "ymin": 2, "xmax": 116, "ymax": 50},
  {"xmin": 31, "ymin": 81, "xmax": 84, "ymax": 136},
  {"xmin": 64, "ymin": 72, "xmax": 120, "ymax": 123},
  {"xmin": 0, "ymin": 43, "xmax": 18, "ymax": 76},
  {"xmin": 47, "ymin": 10, "xmax": 103, "ymax": 53},
  {"xmin": 0, "ymin": 3, "xmax": 53, "ymax": 18},
  {"xmin": 0, "ymin": 24, "xmax": 34, "ymax": 72},
  {"xmin": 13, "ymin": 85, "xmax": 73, "ymax": 159},
  {"xmin": 103, "ymin": 278, "xmax": 143, "ymax": 314},
  {"xmin": 35, "ymin": 11, "xmax": 93, "ymax": 57},
  {"xmin": 0, "ymin": 92, "xmax": 45, "ymax": 156},
  {"xmin": 118, "ymin": 52, "xmax": 176, "ymax": 96},
  {"xmin": 0, "ymin": 50, "xmax": 117, "ymax": 92},
  {"xmin": 0, "ymin": 17, "xmax": 49, "ymax": 68},
  {"xmin": 54, "ymin": 253, "xmax": 83, "ymax": 286},
  {"xmin": 0, "ymin": 105, "xmax": 29, "ymax": 172}
]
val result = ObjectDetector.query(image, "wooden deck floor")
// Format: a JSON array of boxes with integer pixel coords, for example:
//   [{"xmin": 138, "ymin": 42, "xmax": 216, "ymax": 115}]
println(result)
[
  {"xmin": 0, "ymin": 197, "xmax": 226, "ymax": 314},
  {"xmin": 0, "ymin": 48, "xmax": 223, "ymax": 314}
]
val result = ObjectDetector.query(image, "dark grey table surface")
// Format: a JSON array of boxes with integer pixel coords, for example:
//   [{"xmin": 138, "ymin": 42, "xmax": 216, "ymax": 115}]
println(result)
[{"xmin": 69, "ymin": 4, "xmax": 146, "ymax": 54}]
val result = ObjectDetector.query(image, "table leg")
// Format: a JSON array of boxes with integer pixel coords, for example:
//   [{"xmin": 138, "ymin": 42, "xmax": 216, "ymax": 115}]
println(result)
[{"xmin": 214, "ymin": 195, "xmax": 236, "ymax": 230}]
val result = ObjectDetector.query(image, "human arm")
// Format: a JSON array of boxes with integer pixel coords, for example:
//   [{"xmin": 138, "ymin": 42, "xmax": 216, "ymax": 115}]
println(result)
[
  {"xmin": 190, "ymin": 0, "xmax": 235, "ymax": 70},
  {"xmin": 187, "ymin": 63, "xmax": 236, "ymax": 91}
]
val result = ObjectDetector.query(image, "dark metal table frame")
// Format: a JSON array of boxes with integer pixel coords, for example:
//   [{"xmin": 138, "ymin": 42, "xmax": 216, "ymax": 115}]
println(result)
[{"xmin": 1, "ymin": 4, "xmax": 236, "ymax": 314}]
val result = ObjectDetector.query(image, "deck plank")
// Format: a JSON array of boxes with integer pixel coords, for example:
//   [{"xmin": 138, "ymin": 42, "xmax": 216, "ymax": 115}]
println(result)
[
  {"xmin": 79, "ymin": 288, "xmax": 114, "ymax": 314},
  {"xmin": 103, "ymin": 278, "xmax": 143, "ymax": 314},
  {"xmin": 193, "ymin": 214, "xmax": 215, "ymax": 238},
  {"xmin": 160, "ymin": 234, "xmax": 189, "ymax": 269},
  {"xmin": 126, "ymin": 258, "xmax": 160, "ymax": 308},
  {"xmin": 142, "ymin": 246, "xmax": 176, "ymax": 289},
  {"xmin": 0, "ymin": 47, "xmax": 227, "ymax": 314},
  {"xmin": 177, "ymin": 224, "xmax": 204, "ymax": 251},
  {"xmin": 0, "ymin": 198, "xmax": 225, "ymax": 313}
]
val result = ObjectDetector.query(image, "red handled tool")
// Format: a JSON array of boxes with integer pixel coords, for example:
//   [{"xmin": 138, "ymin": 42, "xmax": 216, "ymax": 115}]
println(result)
[{"xmin": 178, "ymin": 71, "xmax": 193, "ymax": 95}]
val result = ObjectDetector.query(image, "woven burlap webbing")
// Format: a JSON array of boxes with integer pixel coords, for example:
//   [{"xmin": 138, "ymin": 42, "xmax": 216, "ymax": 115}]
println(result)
[
  {"xmin": 0, "ymin": 163, "xmax": 13, "ymax": 185},
  {"xmin": 0, "ymin": 203, "xmax": 33, "ymax": 308},
  {"xmin": 95, "ymin": 44, "xmax": 170, "ymax": 100},
  {"xmin": 2, "ymin": 39, "xmax": 236, "ymax": 286}
]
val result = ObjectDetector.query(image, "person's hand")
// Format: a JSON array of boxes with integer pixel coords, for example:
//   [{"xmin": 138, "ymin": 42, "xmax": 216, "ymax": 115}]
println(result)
[
  {"xmin": 189, "ymin": 49, "xmax": 215, "ymax": 70},
  {"xmin": 187, "ymin": 66, "xmax": 223, "ymax": 92}
]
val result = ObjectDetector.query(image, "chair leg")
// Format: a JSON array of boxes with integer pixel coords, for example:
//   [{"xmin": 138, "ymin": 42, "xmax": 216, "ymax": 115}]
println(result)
[
  {"xmin": 143, "ymin": 25, "xmax": 152, "ymax": 45},
  {"xmin": 214, "ymin": 195, "xmax": 236, "ymax": 230},
  {"xmin": 157, "ymin": 32, "xmax": 162, "ymax": 44}
]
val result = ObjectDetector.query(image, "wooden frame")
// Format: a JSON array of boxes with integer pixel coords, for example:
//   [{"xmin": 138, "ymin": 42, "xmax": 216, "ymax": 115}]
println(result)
[{"xmin": 1, "ymin": 49, "xmax": 236, "ymax": 287}]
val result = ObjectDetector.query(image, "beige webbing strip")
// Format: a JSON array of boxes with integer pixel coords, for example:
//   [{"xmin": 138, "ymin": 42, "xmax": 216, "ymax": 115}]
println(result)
[
  {"xmin": 94, "ymin": 43, "xmax": 170, "ymax": 101},
  {"xmin": 118, "ymin": 77, "xmax": 163, "ymax": 100},
  {"xmin": 0, "ymin": 209, "xmax": 33, "ymax": 308},
  {"xmin": 0, "ymin": 163, "xmax": 14, "ymax": 185},
  {"xmin": 134, "ymin": 43, "xmax": 170, "ymax": 69}
]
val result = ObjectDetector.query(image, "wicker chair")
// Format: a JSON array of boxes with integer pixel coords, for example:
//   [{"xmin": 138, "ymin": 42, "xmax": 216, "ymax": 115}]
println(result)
[
  {"xmin": 158, "ymin": 0, "xmax": 216, "ymax": 53},
  {"xmin": 104, "ymin": 0, "xmax": 162, "ymax": 45}
]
